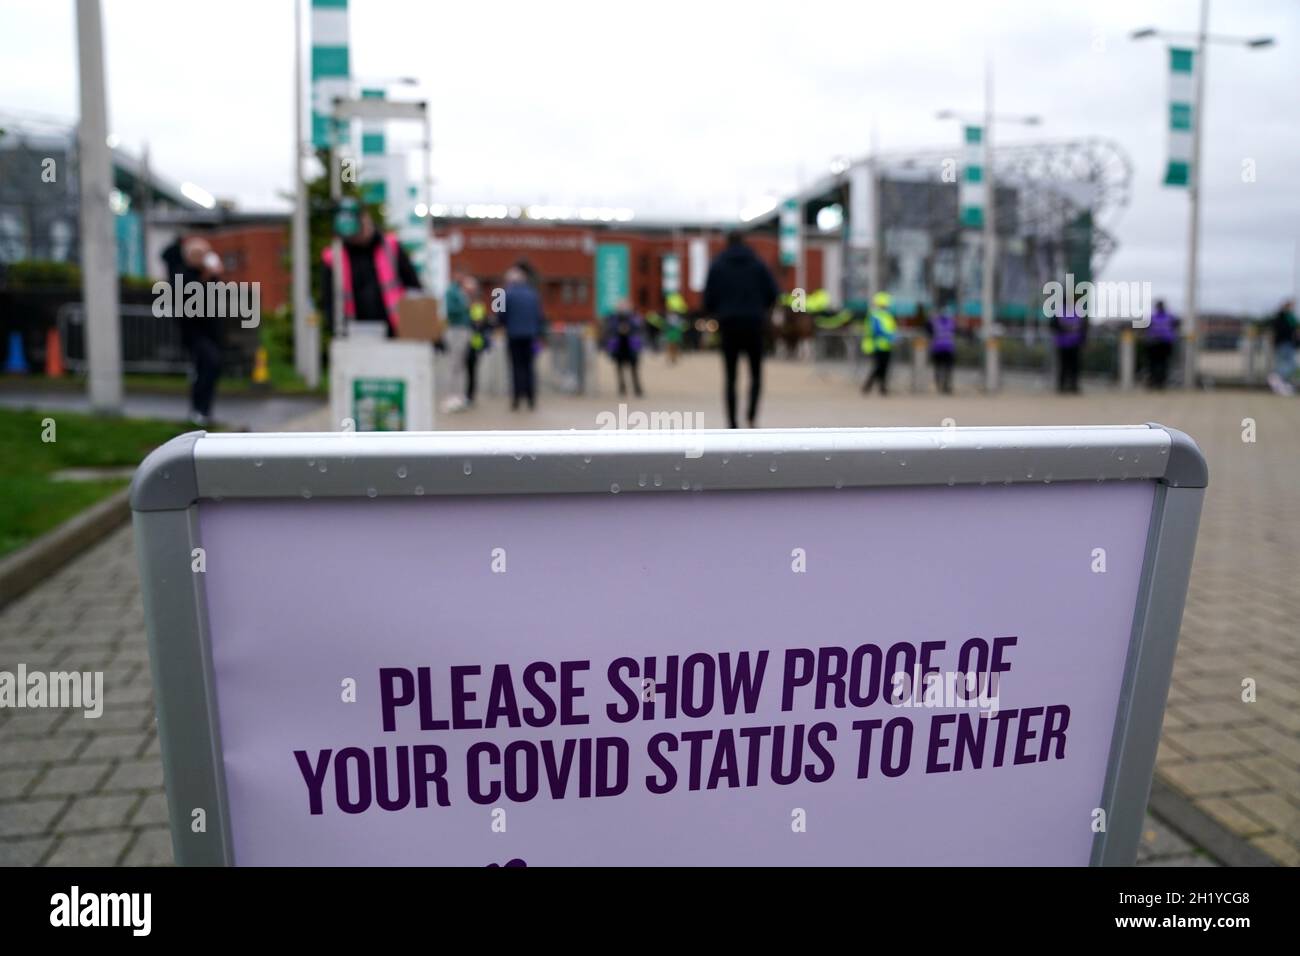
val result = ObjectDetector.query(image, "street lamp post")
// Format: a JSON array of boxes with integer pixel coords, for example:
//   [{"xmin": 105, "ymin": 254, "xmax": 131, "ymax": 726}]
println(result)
[
  {"xmin": 982, "ymin": 64, "xmax": 996, "ymax": 392},
  {"xmin": 1132, "ymin": 2, "xmax": 1275, "ymax": 389},
  {"xmin": 291, "ymin": 0, "xmax": 316, "ymax": 387},
  {"xmin": 75, "ymin": 0, "xmax": 122, "ymax": 413},
  {"xmin": 937, "ymin": 70, "xmax": 1040, "ymax": 394}
]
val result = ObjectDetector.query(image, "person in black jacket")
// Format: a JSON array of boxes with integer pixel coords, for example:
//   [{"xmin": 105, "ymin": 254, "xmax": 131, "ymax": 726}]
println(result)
[
  {"xmin": 703, "ymin": 231, "xmax": 778, "ymax": 428},
  {"xmin": 160, "ymin": 232, "xmax": 224, "ymax": 425}
]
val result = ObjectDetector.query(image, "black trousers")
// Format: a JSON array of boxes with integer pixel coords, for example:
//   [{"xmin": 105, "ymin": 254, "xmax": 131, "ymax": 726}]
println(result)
[
  {"xmin": 464, "ymin": 345, "xmax": 480, "ymax": 403},
  {"xmin": 508, "ymin": 337, "xmax": 536, "ymax": 409},
  {"xmin": 1147, "ymin": 341, "xmax": 1172, "ymax": 389},
  {"xmin": 615, "ymin": 353, "xmax": 642, "ymax": 396},
  {"xmin": 863, "ymin": 350, "xmax": 892, "ymax": 394},
  {"xmin": 190, "ymin": 335, "xmax": 221, "ymax": 417},
  {"xmin": 931, "ymin": 350, "xmax": 954, "ymax": 393},
  {"xmin": 720, "ymin": 321, "xmax": 764, "ymax": 428},
  {"xmin": 1057, "ymin": 346, "xmax": 1081, "ymax": 393}
]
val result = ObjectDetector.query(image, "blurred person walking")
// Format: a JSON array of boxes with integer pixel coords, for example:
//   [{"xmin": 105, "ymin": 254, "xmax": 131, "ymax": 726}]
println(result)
[
  {"xmin": 1267, "ymin": 298, "xmax": 1297, "ymax": 396},
  {"xmin": 463, "ymin": 278, "xmax": 490, "ymax": 408},
  {"xmin": 603, "ymin": 299, "xmax": 645, "ymax": 397},
  {"xmin": 160, "ymin": 232, "xmax": 223, "ymax": 426},
  {"xmin": 443, "ymin": 272, "xmax": 472, "ymax": 411},
  {"xmin": 320, "ymin": 210, "xmax": 423, "ymax": 338},
  {"xmin": 1052, "ymin": 304, "xmax": 1088, "ymax": 394},
  {"xmin": 926, "ymin": 301, "xmax": 957, "ymax": 395},
  {"xmin": 1145, "ymin": 299, "xmax": 1179, "ymax": 390},
  {"xmin": 861, "ymin": 292, "xmax": 897, "ymax": 395},
  {"xmin": 664, "ymin": 292, "xmax": 689, "ymax": 364},
  {"xmin": 500, "ymin": 265, "xmax": 544, "ymax": 410},
  {"xmin": 704, "ymin": 231, "xmax": 778, "ymax": 428}
]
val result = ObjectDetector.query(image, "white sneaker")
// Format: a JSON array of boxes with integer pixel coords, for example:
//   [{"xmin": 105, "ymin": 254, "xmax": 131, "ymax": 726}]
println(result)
[{"xmin": 1267, "ymin": 372, "xmax": 1287, "ymax": 395}]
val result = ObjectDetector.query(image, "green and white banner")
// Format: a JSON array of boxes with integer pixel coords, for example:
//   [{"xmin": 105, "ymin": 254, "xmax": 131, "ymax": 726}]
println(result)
[
  {"xmin": 779, "ymin": 198, "xmax": 800, "ymax": 267},
  {"xmin": 594, "ymin": 243, "xmax": 630, "ymax": 318},
  {"xmin": 1164, "ymin": 47, "xmax": 1195, "ymax": 187},
  {"xmin": 360, "ymin": 89, "xmax": 386, "ymax": 160},
  {"xmin": 310, "ymin": 0, "xmax": 350, "ymax": 150},
  {"xmin": 959, "ymin": 125, "xmax": 985, "ymax": 229},
  {"xmin": 359, "ymin": 87, "xmax": 409, "ymax": 220},
  {"xmin": 661, "ymin": 253, "xmax": 680, "ymax": 295}
]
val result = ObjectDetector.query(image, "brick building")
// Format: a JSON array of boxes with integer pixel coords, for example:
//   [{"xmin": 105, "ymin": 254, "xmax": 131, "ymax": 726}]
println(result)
[
  {"xmin": 204, "ymin": 222, "xmax": 291, "ymax": 313},
  {"xmin": 435, "ymin": 219, "xmax": 829, "ymax": 325},
  {"xmin": 144, "ymin": 212, "xmax": 291, "ymax": 314}
]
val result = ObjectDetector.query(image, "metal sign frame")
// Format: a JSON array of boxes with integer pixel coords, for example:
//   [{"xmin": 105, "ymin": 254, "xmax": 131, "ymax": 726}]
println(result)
[{"xmin": 130, "ymin": 423, "xmax": 1207, "ymax": 866}]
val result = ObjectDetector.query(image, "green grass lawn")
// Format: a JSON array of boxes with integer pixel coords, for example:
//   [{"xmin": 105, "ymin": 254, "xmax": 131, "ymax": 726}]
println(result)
[
  {"xmin": 0, "ymin": 369, "xmax": 323, "ymax": 398},
  {"xmin": 0, "ymin": 408, "xmax": 190, "ymax": 558}
]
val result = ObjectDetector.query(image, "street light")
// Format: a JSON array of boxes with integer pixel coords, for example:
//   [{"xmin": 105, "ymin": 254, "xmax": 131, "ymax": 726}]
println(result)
[
  {"xmin": 1132, "ymin": 0, "xmax": 1276, "ymax": 388},
  {"xmin": 937, "ymin": 69, "xmax": 1042, "ymax": 393}
]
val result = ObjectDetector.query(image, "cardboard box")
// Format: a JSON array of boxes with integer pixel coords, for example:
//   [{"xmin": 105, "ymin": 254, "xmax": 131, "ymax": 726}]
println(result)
[{"xmin": 396, "ymin": 294, "xmax": 445, "ymax": 342}]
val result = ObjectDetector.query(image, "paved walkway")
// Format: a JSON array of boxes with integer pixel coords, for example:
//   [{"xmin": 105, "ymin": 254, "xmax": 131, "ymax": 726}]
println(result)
[{"xmin": 1, "ymin": 352, "xmax": 1295, "ymax": 865}]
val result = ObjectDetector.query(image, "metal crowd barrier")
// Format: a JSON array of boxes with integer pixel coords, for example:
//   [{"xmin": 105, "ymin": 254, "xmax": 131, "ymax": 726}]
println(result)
[{"xmin": 57, "ymin": 302, "xmax": 190, "ymax": 374}]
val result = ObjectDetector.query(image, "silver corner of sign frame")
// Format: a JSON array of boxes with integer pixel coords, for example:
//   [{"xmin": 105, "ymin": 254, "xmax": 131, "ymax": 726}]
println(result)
[
  {"xmin": 1145, "ymin": 423, "xmax": 1209, "ymax": 489},
  {"xmin": 129, "ymin": 431, "xmax": 204, "ymax": 512}
]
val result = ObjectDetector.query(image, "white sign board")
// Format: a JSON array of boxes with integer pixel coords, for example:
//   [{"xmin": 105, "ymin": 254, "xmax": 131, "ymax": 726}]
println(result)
[{"xmin": 130, "ymin": 426, "xmax": 1206, "ymax": 866}]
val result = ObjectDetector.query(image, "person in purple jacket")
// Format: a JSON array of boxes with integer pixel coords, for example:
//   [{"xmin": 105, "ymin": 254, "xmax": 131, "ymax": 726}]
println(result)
[
  {"xmin": 1145, "ymin": 299, "xmax": 1179, "ymax": 390},
  {"xmin": 926, "ymin": 301, "xmax": 958, "ymax": 394},
  {"xmin": 603, "ymin": 299, "xmax": 645, "ymax": 397},
  {"xmin": 1051, "ymin": 304, "xmax": 1088, "ymax": 394}
]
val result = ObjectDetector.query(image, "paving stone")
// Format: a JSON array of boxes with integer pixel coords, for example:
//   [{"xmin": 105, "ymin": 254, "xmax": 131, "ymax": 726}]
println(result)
[
  {"xmin": 0, "ymin": 709, "xmax": 72, "ymax": 735},
  {"xmin": 1193, "ymin": 797, "xmax": 1272, "ymax": 840},
  {"xmin": 1229, "ymin": 792, "xmax": 1300, "ymax": 836},
  {"xmin": 1154, "ymin": 759, "xmax": 1263, "ymax": 796},
  {"xmin": 77, "ymin": 732, "xmax": 148, "ymax": 761},
  {"xmin": 129, "ymin": 792, "xmax": 170, "ymax": 827},
  {"xmin": 1248, "ymin": 835, "xmax": 1300, "ymax": 867},
  {"xmin": 0, "ymin": 797, "xmax": 66, "ymax": 837},
  {"xmin": 1230, "ymin": 755, "xmax": 1300, "ymax": 796},
  {"xmin": 0, "ymin": 836, "xmax": 54, "ymax": 866},
  {"xmin": 122, "ymin": 826, "xmax": 174, "ymax": 866},
  {"xmin": 1163, "ymin": 728, "xmax": 1261, "ymax": 759},
  {"xmin": 1142, "ymin": 853, "xmax": 1220, "ymax": 867},
  {"xmin": 44, "ymin": 831, "xmax": 132, "ymax": 866},
  {"xmin": 102, "ymin": 759, "xmax": 163, "ymax": 793},
  {"xmin": 59, "ymin": 793, "xmax": 139, "ymax": 832},
  {"xmin": 1, "ymin": 736, "xmax": 85, "ymax": 768},
  {"xmin": 103, "ymin": 684, "xmax": 155, "ymax": 708},
  {"xmin": 80, "ymin": 705, "xmax": 155, "ymax": 733},
  {"xmin": 0, "ymin": 767, "xmax": 37, "ymax": 800},
  {"xmin": 28, "ymin": 762, "xmax": 111, "ymax": 798}
]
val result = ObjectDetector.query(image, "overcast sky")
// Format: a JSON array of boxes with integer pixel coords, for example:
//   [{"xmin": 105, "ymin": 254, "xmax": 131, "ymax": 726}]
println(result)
[{"xmin": 2, "ymin": 0, "xmax": 1297, "ymax": 311}]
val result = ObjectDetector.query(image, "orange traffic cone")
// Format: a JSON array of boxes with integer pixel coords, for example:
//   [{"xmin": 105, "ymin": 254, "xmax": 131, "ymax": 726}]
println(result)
[{"xmin": 45, "ymin": 327, "xmax": 65, "ymax": 377}]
